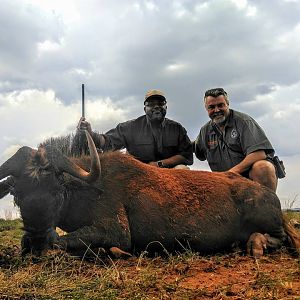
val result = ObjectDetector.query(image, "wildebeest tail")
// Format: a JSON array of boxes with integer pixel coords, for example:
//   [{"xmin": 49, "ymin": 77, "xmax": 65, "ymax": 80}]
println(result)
[{"xmin": 283, "ymin": 216, "xmax": 300, "ymax": 255}]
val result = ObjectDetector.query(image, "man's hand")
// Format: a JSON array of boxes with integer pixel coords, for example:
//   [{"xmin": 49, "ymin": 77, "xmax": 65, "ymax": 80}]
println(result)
[
  {"xmin": 148, "ymin": 161, "xmax": 160, "ymax": 167},
  {"xmin": 228, "ymin": 166, "xmax": 242, "ymax": 174},
  {"xmin": 228, "ymin": 150, "xmax": 267, "ymax": 175},
  {"xmin": 77, "ymin": 117, "xmax": 92, "ymax": 134}
]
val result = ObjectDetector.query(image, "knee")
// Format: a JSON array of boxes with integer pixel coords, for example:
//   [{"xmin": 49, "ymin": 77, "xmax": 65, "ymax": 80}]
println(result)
[
  {"xmin": 249, "ymin": 160, "xmax": 277, "ymax": 191},
  {"xmin": 250, "ymin": 160, "xmax": 276, "ymax": 179}
]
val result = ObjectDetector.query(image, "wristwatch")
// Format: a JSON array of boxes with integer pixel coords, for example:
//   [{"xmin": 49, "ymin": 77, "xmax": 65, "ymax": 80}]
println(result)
[{"xmin": 157, "ymin": 161, "xmax": 164, "ymax": 168}]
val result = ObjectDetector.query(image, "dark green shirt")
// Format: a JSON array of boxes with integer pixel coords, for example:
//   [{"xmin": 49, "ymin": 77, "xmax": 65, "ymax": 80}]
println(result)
[
  {"xmin": 95, "ymin": 115, "xmax": 193, "ymax": 165},
  {"xmin": 195, "ymin": 109, "xmax": 274, "ymax": 171}
]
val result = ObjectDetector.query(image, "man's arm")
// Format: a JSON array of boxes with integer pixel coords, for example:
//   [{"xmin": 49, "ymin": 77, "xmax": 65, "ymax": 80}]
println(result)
[
  {"xmin": 228, "ymin": 150, "xmax": 266, "ymax": 174},
  {"xmin": 176, "ymin": 125, "xmax": 194, "ymax": 165},
  {"xmin": 71, "ymin": 117, "xmax": 109, "ymax": 156},
  {"xmin": 75, "ymin": 117, "xmax": 128, "ymax": 152},
  {"xmin": 194, "ymin": 129, "xmax": 208, "ymax": 161},
  {"xmin": 149, "ymin": 154, "xmax": 187, "ymax": 168},
  {"xmin": 149, "ymin": 124, "xmax": 193, "ymax": 168},
  {"xmin": 91, "ymin": 133, "xmax": 106, "ymax": 149}
]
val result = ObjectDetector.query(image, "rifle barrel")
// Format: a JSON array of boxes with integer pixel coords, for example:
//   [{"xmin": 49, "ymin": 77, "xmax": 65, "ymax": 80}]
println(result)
[{"xmin": 81, "ymin": 83, "xmax": 85, "ymax": 118}]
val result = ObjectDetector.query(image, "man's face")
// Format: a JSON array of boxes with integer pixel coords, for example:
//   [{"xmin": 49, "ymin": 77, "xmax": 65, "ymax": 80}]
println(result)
[
  {"xmin": 205, "ymin": 95, "xmax": 229, "ymax": 125},
  {"xmin": 144, "ymin": 98, "xmax": 167, "ymax": 123}
]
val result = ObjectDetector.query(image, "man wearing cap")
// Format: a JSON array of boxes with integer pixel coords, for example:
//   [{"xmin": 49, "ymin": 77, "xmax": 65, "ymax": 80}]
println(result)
[
  {"xmin": 76, "ymin": 89, "xmax": 193, "ymax": 169},
  {"xmin": 194, "ymin": 87, "xmax": 278, "ymax": 191}
]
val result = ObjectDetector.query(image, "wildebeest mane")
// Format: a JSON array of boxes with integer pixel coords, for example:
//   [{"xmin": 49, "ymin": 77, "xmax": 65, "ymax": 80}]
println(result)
[{"xmin": 40, "ymin": 134, "xmax": 76, "ymax": 157}]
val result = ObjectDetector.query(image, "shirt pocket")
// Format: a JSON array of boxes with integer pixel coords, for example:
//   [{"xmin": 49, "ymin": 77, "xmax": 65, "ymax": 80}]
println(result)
[
  {"xmin": 227, "ymin": 136, "xmax": 243, "ymax": 154},
  {"xmin": 129, "ymin": 138, "xmax": 154, "ymax": 161},
  {"xmin": 134, "ymin": 137, "xmax": 153, "ymax": 146},
  {"xmin": 163, "ymin": 137, "xmax": 178, "ymax": 147}
]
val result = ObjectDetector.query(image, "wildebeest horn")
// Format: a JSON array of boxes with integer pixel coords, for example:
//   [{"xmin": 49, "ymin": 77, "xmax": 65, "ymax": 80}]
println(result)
[{"xmin": 54, "ymin": 130, "xmax": 101, "ymax": 183}]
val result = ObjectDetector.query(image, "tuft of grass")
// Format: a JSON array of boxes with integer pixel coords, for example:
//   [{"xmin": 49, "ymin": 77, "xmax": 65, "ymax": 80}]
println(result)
[{"xmin": 283, "ymin": 194, "xmax": 299, "ymax": 210}]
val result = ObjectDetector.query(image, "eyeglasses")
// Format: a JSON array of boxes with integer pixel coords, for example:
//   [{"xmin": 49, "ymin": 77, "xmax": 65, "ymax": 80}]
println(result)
[
  {"xmin": 206, "ymin": 103, "xmax": 227, "ymax": 111},
  {"xmin": 145, "ymin": 101, "xmax": 167, "ymax": 107}
]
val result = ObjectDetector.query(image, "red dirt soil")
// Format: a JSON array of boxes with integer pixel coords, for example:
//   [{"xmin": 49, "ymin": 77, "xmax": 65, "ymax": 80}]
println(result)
[{"xmin": 120, "ymin": 251, "xmax": 300, "ymax": 299}]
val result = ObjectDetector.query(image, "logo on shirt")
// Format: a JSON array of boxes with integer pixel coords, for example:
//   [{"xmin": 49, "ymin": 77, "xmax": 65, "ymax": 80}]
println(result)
[{"xmin": 231, "ymin": 129, "xmax": 238, "ymax": 139}]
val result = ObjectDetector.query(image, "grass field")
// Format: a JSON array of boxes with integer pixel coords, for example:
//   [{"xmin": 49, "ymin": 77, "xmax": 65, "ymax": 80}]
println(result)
[{"xmin": 0, "ymin": 215, "xmax": 300, "ymax": 300}]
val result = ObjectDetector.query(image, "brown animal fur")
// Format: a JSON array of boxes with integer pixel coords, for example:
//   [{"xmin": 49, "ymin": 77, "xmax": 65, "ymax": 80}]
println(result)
[{"xmin": 60, "ymin": 151, "xmax": 300, "ymax": 255}]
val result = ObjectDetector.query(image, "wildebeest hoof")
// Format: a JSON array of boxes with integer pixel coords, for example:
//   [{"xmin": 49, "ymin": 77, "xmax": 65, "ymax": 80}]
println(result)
[
  {"xmin": 247, "ymin": 233, "xmax": 267, "ymax": 257},
  {"xmin": 109, "ymin": 247, "xmax": 132, "ymax": 258}
]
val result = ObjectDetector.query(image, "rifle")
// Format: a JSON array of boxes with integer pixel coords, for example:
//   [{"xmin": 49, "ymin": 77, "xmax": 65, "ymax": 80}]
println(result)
[
  {"xmin": 81, "ymin": 83, "xmax": 85, "ymax": 119},
  {"xmin": 73, "ymin": 83, "xmax": 88, "ymax": 155}
]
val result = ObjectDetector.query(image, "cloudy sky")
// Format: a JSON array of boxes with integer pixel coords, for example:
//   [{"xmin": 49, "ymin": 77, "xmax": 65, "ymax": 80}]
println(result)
[{"xmin": 1, "ymin": 0, "xmax": 300, "ymax": 217}]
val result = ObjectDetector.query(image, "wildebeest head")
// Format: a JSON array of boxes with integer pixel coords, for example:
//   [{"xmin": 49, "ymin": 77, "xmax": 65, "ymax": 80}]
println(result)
[{"xmin": 0, "ymin": 131, "xmax": 100, "ymax": 255}]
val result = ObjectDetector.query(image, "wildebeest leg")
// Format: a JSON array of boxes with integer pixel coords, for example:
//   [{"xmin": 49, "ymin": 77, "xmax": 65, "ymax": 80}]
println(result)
[
  {"xmin": 247, "ymin": 233, "xmax": 284, "ymax": 257},
  {"xmin": 57, "ymin": 222, "xmax": 132, "ymax": 257}
]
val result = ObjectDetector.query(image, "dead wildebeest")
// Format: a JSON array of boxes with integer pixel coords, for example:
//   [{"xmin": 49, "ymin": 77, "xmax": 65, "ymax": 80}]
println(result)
[{"xmin": 0, "ymin": 131, "xmax": 299, "ymax": 258}]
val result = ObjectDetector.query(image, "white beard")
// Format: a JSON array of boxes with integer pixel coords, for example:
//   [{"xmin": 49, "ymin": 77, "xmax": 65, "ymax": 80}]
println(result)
[{"xmin": 212, "ymin": 114, "xmax": 226, "ymax": 124}]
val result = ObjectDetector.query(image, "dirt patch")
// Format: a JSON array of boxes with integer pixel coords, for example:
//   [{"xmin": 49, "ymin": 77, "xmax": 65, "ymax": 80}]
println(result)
[{"xmin": 119, "ymin": 251, "xmax": 300, "ymax": 299}]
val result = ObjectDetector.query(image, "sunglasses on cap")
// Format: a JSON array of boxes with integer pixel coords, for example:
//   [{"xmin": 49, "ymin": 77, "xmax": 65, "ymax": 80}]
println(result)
[{"xmin": 145, "ymin": 100, "xmax": 167, "ymax": 107}]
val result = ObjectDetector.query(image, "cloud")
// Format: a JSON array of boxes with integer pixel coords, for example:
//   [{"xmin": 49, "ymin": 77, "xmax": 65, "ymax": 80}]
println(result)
[
  {"xmin": 0, "ymin": 0, "xmax": 63, "ymax": 89},
  {"xmin": 0, "ymin": 89, "xmax": 129, "ymax": 162},
  {"xmin": 240, "ymin": 83, "xmax": 300, "ymax": 156},
  {"xmin": 1, "ymin": 0, "xmax": 300, "ymax": 109}
]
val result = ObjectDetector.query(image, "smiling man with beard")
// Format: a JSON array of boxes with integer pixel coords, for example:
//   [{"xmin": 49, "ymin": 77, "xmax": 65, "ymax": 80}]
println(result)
[
  {"xmin": 76, "ymin": 89, "xmax": 193, "ymax": 169},
  {"xmin": 194, "ymin": 88, "xmax": 278, "ymax": 192}
]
